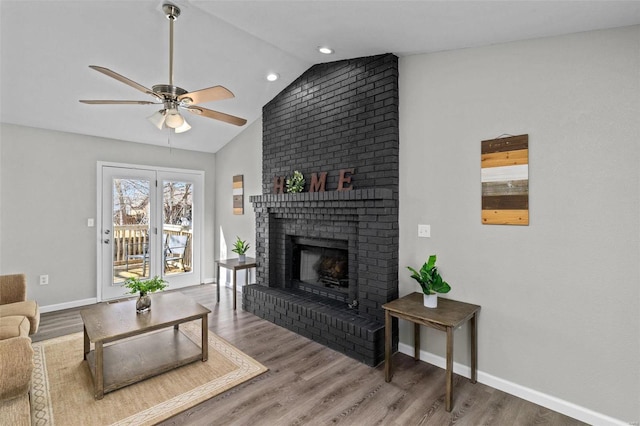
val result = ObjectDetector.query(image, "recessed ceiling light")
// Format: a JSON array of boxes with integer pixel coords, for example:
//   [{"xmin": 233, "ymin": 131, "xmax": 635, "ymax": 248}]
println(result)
[
  {"xmin": 318, "ymin": 46, "xmax": 334, "ymax": 55},
  {"xmin": 266, "ymin": 73, "xmax": 279, "ymax": 82}
]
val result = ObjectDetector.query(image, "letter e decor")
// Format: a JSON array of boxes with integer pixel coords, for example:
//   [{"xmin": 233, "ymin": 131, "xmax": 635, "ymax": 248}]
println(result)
[
  {"xmin": 481, "ymin": 134, "xmax": 529, "ymax": 225},
  {"xmin": 337, "ymin": 168, "xmax": 355, "ymax": 191}
]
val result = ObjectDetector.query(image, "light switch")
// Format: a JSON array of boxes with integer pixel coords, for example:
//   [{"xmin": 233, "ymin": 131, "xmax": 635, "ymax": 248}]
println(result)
[
  {"xmin": 87, "ymin": 218, "xmax": 95, "ymax": 227},
  {"xmin": 418, "ymin": 224, "xmax": 431, "ymax": 238}
]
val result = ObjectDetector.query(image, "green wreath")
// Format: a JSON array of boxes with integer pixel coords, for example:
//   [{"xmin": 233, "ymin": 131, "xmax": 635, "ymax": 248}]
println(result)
[{"xmin": 286, "ymin": 170, "xmax": 305, "ymax": 193}]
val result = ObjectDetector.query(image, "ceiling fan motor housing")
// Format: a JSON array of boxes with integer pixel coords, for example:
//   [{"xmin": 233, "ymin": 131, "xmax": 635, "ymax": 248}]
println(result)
[{"xmin": 152, "ymin": 84, "xmax": 187, "ymax": 99}]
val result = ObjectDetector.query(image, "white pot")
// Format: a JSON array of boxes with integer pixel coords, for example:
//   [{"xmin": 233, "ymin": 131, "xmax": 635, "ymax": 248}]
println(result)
[
  {"xmin": 238, "ymin": 254, "xmax": 246, "ymax": 263},
  {"xmin": 423, "ymin": 293, "xmax": 438, "ymax": 308}
]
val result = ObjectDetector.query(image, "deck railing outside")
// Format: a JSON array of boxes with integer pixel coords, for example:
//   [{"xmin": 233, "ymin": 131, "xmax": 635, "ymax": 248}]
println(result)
[{"xmin": 113, "ymin": 224, "xmax": 192, "ymax": 270}]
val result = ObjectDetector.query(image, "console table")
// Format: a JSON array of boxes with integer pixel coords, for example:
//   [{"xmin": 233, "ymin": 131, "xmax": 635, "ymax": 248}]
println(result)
[
  {"xmin": 215, "ymin": 257, "xmax": 256, "ymax": 310},
  {"xmin": 383, "ymin": 292, "xmax": 480, "ymax": 412}
]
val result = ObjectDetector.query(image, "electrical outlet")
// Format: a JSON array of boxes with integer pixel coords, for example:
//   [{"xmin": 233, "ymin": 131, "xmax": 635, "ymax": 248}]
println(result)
[
  {"xmin": 418, "ymin": 224, "xmax": 431, "ymax": 238},
  {"xmin": 39, "ymin": 275, "xmax": 49, "ymax": 285}
]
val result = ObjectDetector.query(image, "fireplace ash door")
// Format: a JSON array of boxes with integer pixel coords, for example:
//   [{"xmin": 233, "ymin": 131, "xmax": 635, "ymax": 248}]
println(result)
[{"xmin": 290, "ymin": 236, "xmax": 353, "ymax": 304}]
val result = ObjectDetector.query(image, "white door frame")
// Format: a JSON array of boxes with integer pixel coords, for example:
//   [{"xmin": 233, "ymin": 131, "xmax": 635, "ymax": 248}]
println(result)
[{"xmin": 96, "ymin": 161, "xmax": 204, "ymax": 302}]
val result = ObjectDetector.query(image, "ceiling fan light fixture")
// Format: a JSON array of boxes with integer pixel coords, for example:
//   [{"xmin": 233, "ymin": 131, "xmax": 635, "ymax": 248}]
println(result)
[
  {"xmin": 174, "ymin": 118, "xmax": 191, "ymax": 133},
  {"xmin": 148, "ymin": 110, "xmax": 167, "ymax": 129},
  {"xmin": 165, "ymin": 108, "xmax": 185, "ymax": 128}
]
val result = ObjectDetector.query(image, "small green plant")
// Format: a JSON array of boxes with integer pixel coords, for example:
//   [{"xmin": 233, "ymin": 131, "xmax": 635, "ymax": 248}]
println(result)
[
  {"xmin": 231, "ymin": 236, "xmax": 250, "ymax": 255},
  {"xmin": 407, "ymin": 255, "xmax": 451, "ymax": 295},
  {"xmin": 123, "ymin": 276, "xmax": 168, "ymax": 295},
  {"xmin": 286, "ymin": 170, "xmax": 305, "ymax": 193}
]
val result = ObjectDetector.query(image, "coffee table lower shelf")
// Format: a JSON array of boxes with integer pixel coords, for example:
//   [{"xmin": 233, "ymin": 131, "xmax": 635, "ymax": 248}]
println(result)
[{"xmin": 85, "ymin": 328, "xmax": 204, "ymax": 397}]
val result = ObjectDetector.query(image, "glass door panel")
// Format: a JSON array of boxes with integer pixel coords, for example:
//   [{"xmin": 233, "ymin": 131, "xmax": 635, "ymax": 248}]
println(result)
[
  {"xmin": 113, "ymin": 178, "xmax": 151, "ymax": 283},
  {"xmin": 162, "ymin": 180, "xmax": 193, "ymax": 276},
  {"xmin": 101, "ymin": 167, "xmax": 157, "ymax": 301}
]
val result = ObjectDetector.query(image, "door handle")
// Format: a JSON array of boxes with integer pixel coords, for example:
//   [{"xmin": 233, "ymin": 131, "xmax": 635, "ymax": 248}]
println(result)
[
  {"xmin": 105, "ymin": 229, "xmax": 111, "ymax": 235},
  {"xmin": 104, "ymin": 239, "xmax": 110, "ymax": 244}
]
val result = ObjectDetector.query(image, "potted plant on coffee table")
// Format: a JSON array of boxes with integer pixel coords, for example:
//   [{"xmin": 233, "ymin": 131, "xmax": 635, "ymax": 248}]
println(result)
[
  {"xmin": 231, "ymin": 236, "xmax": 250, "ymax": 262},
  {"xmin": 123, "ymin": 275, "xmax": 168, "ymax": 313},
  {"xmin": 407, "ymin": 255, "xmax": 451, "ymax": 308}
]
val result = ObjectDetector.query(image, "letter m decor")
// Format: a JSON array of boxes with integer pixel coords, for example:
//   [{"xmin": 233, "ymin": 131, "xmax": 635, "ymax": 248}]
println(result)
[
  {"xmin": 309, "ymin": 172, "xmax": 327, "ymax": 192},
  {"xmin": 481, "ymin": 134, "xmax": 529, "ymax": 225}
]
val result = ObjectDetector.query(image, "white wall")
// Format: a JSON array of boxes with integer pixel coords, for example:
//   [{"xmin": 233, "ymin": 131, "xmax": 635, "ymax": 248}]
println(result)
[
  {"xmin": 0, "ymin": 124, "xmax": 216, "ymax": 307},
  {"xmin": 399, "ymin": 26, "xmax": 639, "ymax": 422},
  {"xmin": 212, "ymin": 26, "xmax": 639, "ymax": 423},
  {"xmin": 214, "ymin": 118, "xmax": 262, "ymax": 287}
]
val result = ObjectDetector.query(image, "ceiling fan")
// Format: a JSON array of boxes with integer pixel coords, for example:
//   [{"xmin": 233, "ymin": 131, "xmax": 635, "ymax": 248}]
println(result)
[{"xmin": 80, "ymin": 3, "xmax": 247, "ymax": 133}]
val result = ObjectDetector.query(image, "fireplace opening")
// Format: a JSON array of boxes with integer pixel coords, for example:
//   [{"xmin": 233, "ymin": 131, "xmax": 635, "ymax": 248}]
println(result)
[{"xmin": 290, "ymin": 236, "xmax": 351, "ymax": 302}]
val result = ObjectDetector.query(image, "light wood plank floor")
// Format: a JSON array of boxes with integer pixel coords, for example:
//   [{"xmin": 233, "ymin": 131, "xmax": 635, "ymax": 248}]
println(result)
[{"xmin": 33, "ymin": 284, "xmax": 586, "ymax": 426}]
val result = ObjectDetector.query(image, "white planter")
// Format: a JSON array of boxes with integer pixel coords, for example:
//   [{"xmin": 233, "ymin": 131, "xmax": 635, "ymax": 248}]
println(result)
[
  {"xmin": 423, "ymin": 293, "xmax": 438, "ymax": 308},
  {"xmin": 238, "ymin": 254, "xmax": 246, "ymax": 263}
]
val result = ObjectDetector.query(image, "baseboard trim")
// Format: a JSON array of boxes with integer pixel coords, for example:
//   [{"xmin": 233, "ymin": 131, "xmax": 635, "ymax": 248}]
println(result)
[
  {"xmin": 398, "ymin": 343, "xmax": 628, "ymax": 426},
  {"xmin": 40, "ymin": 298, "xmax": 97, "ymax": 313}
]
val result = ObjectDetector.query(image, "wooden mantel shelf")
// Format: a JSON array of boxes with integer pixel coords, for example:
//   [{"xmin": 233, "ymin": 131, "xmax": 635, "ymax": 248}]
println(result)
[{"xmin": 249, "ymin": 188, "xmax": 394, "ymax": 204}]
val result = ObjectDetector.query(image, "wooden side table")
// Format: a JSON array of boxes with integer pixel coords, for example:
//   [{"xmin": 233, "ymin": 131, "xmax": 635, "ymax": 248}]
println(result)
[
  {"xmin": 383, "ymin": 292, "xmax": 480, "ymax": 412},
  {"xmin": 215, "ymin": 257, "xmax": 256, "ymax": 310}
]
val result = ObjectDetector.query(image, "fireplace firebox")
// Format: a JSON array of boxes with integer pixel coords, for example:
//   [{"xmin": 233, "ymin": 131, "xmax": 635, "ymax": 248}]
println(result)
[{"xmin": 291, "ymin": 236, "xmax": 352, "ymax": 304}]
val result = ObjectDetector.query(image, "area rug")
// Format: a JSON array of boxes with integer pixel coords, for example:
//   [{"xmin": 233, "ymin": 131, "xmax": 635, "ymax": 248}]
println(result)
[{"xmin": 30, "ymin": 321, "xmax": 268, "ymax": 425}]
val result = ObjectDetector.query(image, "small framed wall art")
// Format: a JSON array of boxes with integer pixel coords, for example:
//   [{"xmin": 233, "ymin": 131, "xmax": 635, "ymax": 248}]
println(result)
[
  {"xmin": 233, "ymin": 174, "xmax": 244, "ymax": 215},
  {"xmin": 481, "ymin": 134, "xmax": 529, "ymax": 225}
]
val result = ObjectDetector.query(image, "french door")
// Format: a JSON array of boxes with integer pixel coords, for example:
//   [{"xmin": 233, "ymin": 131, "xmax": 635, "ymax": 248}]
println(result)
[{"xmin": 98, "ymin": 163, "xmax": 203, "ymax": 301}]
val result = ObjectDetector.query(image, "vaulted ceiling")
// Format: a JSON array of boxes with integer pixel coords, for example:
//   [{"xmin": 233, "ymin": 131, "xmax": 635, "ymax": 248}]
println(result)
[{"xmin": 1, "ymin": 1, "xmax": 639, "ymax": 153}]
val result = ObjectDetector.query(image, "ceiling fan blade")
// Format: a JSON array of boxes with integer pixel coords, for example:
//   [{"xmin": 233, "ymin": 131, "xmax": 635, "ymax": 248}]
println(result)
[
  {"xmin": 178, "ymin": 85, "xmax": 234, "ymax": 105},
  {"xmin": 88, "ymin": 65, "xmax": 161, "ymax": 100},
  {"xmin": 79, "ymin": 100, "xmax": 157, "ymax": 105},
  {"xmin": 185, "ymin": 106, "xmax": 247, "ymax": 127}
]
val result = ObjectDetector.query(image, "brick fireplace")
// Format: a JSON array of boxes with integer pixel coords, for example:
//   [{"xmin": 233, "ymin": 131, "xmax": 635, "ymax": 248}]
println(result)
[{"xmin": 244, "ymin": 54, "xmax": 399, "ymax": 366}]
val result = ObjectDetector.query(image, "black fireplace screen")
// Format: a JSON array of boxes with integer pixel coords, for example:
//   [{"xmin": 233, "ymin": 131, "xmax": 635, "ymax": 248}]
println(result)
[{"xmin": 291, "ymin": 237, "xmax": 349, "ymax": 294}]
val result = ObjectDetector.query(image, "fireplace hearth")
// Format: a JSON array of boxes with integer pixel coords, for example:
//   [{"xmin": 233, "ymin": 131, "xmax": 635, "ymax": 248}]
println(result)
[{"xmin": 245, "ymin": 189, "xmax": 397, "ymax": 366}]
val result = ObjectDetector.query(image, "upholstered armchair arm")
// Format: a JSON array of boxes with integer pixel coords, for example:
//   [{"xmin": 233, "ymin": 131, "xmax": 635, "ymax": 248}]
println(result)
[
  {"xmin": 0, "ymin": 336, "xmax": 34, "ymax": 401},
  {"xmin": 0, "ymin": 274, "xmax": 27, "ymax": 305}
]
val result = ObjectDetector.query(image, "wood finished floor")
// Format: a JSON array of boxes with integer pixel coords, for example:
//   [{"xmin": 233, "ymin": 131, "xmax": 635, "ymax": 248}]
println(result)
[{"xmin": 33, "ymin": 284, "xmax": 586, "ymax": 426}]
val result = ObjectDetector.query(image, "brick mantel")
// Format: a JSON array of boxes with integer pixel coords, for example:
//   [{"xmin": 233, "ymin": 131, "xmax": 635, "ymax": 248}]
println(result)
[{"xmin": 250, "ymin": 187, "xmax": 394, "ymax": 204}]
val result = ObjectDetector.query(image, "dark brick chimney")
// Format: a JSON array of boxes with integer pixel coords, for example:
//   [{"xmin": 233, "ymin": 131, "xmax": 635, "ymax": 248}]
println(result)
[{"xmin": 245, "ymin": 54, "xmax": 399, "ymax": 366}]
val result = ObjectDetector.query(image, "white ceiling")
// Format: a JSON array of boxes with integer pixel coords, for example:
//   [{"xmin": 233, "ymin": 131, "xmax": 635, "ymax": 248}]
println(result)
[{"xmin": 2, "ymin": 1, "xmax": 639, "ymax": 153}]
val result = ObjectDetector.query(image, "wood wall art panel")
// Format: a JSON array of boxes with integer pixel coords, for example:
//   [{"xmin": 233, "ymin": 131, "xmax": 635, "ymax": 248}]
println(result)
[
  {"xmin": 481, "ymin": 135, "xmax": 529, "ymax": 225},
  {"xmin": 233, "ymin": 175, "xmax": 244, "ymax": 215}
]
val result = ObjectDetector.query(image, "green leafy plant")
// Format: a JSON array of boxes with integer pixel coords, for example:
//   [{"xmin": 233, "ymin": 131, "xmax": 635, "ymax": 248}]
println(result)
[
  {"xmin": 231, "ymin": 236, "xmax": 250, "ymax": 255},
  {"xmin": 407, "ymin": 255, "xmax": 451, "ymax": 295},
  {"xmin": 286, "ymin": 170, "xmax": 305, "ymax": 193},
  {"xmin": 123, "ymin": 275, "xmax": 168, "ymax": 295}
]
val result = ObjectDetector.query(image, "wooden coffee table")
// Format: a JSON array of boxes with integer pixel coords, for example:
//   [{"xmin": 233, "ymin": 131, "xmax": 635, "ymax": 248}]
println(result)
[{"xmin": 80, "ymin": 292, "xmax": 211, "ymax": 399}]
